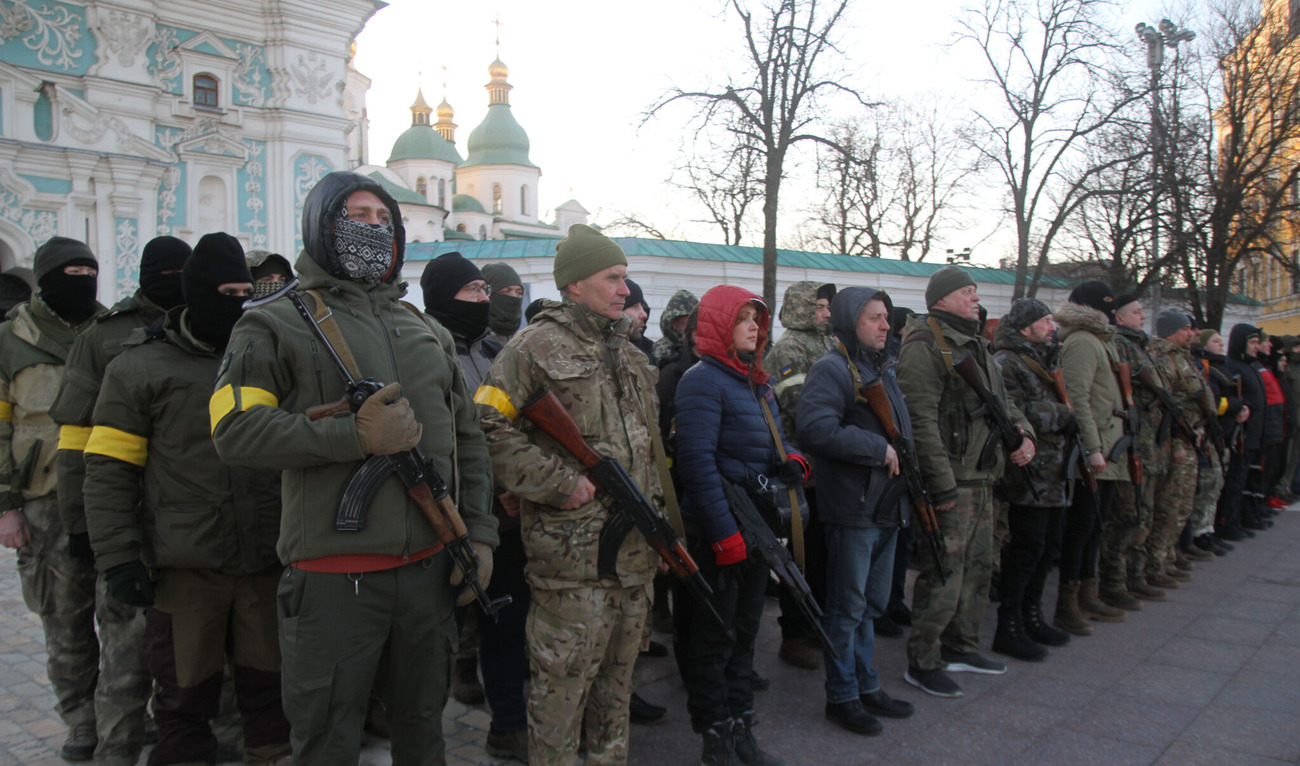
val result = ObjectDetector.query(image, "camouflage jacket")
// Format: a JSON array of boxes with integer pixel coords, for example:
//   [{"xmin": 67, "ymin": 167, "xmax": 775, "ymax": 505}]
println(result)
[
  {"xmin": 49, "ymin": 291, "xmax": 167, "ymax": 534},
  {"xmin": 1114, "ymin": 325, "xmax": 1172, "ymax": 473},
  {"xmin": 1148, "ymin": 337, "xmax": 1206, "ymax": 450},
  {"xmin": 0, "ymin": 297, "xmax": 103, "ymax": 509},
  {"xmin": 768, "ymin": 281, "xmax": 835, "ymax": 453},
  {"xmin": 651, "ymin": 289, "xmax": 698, "ymax": 366},
  {"xmin": 478, "ymin": 299, "xmax": 661, "ymax": 590},
  {"xmin": 84, "ymin": 312, "xmax": 281, "ymax": 575},
  {"xmin": 896, "ymin": 311, "xmax": 1034, "ymax": 505},
  {"xmin": 1055, "ymin": 302, "xmax": 1128, "ymax": 483},
  {"xmin": 992, "ymin": 323, "xmax": 1072, "ymax": 508}
]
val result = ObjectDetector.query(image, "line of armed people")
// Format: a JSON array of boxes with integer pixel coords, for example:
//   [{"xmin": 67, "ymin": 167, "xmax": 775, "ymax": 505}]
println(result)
[{"xmin": 0, "ymin": 169, "xmax": 1287, "ymax": 766}]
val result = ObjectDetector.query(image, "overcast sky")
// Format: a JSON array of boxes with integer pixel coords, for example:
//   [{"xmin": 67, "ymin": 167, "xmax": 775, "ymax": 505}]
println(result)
[{"xmin": 354, "ymin": 0, "xmax": 1175, "ymax": 265}]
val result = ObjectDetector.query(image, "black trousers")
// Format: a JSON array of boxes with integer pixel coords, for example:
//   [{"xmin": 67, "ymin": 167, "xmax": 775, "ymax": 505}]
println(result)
[
  {"xmin": 1059, "ymin": 481, "xmax": 1113, "ymax": 582},
  {"xmin": 998, "ymin": 504, "xmax": 1066, "ymax": 612},
  {"xmin": 1218, "ymin": 450, "xmax": 1249, "ymax": 533}
]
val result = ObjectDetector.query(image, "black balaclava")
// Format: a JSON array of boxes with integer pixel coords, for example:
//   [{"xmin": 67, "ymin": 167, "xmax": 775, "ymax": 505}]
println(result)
[
  {"xmin": 0, "ymin": 274, "xmax": 31, "ymax": 315},
  {"xmin": 34, "ymin": 237, "xmax": 98, "ymax": 324},
  {"xmin": 482, "ymin": 262, "xmax": 523, "ymax": 336},
  {"xmin": 139, "ymin": 236, "xmax": 191, "ymax": 310},
  {"xmin": 421, "ymin": 252, "xmax": 489, "ymax": 341},
  {"xmin": 1069, "ymin": 280, "xmax": 1118, "ymax": 324},
  {"xmin": 183, "ymin": 233, "xmax": 253, "ymax": 350}
]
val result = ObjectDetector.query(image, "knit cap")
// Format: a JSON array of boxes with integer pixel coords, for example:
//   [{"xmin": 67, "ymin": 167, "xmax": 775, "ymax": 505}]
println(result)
[
  {"xmin": 1003, "ymin": 298, "xmax": 1052, "ymax": 331},
  {"xmin": 925, "ymin": 265, "xmax": 976, "ymax": 308},
  {"xmin": 1155, "ymin": 307, "xmax": 1191, "ymax": 338},
  {"xmin": 553, "ymin": 224, "xmax": 626, "ymax": 289}
]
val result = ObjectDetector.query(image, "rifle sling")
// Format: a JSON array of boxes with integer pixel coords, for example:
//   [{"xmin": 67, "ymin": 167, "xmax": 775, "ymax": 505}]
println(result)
[
  {"xmin": 927, "ymin": 315, "xmax": 961, "ymax": 379},
  {"xmin": 756, "ymin": 388, "xmax": 805, "ymax": 573},
  {"xmin": 1016, "ymin": 352, "xmax": 1056, "ymax": 387}
]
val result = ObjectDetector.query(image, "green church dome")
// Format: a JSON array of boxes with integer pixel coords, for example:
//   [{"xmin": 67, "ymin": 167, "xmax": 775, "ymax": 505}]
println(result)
[
  {"xmin": 461, "ymin": 104, "xmax": 536, "ymax": 168},
  {"xmin": 388, "ymin": 124, "xmax": 463, "ymax": 164},
  {"xmin": 452, "ymin": 194, "xmax": 485, "ymax": 214}
]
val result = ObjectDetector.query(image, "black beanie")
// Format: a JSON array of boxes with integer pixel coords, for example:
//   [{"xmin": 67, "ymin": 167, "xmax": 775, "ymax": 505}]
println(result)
[
  {"xmin": 1068, "ymin": 280, "xmax": 1117, "ymax": 322},
  {"xmin": 1114, "ymin": 293, "xmax": 1139, "ymax": 313},
  {"xmin": 816, "ymin": 283, "xmax": 837, "ymax": 303},
  {"xmin": 34, "ymin": 237, "xmax": 98, "ymax": 323},
  {"xmin": 184, "ymin": 233, "xmax": 253, "ymax": 350},
  {"xmin": 525, "ymin": 298, "xmax": 545, "ymax": 324},
  {"xmin": 420, "ymin": 252, "xmax": 484, "ymax": 313},
  {"xmin": 926, "ymin": 266, "xmax": 977, "ymax": 308},
  {"xmin": 0, "ymin": 274, "xmax": 31, "ymax": 314},
  {"xmin": 1004, "ymin": 298, "xmax": 1052, "ymax": 331},
  {"xmin": 33, "ymin": 237, "xmax": 97, "ymax": 283},
  {"xmin": 624, "ymin": 278, "xmax": 649, "ymax": 313},
  {"xmin": 139, "ymin": 236, "xmax": 191, "ymax": 310}
]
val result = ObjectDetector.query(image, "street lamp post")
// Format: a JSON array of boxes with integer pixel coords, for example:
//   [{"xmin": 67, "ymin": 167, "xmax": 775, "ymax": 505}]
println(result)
[{"xmin": 1136, "ymin": 19, "xmax": 1195, "ymax": 330}]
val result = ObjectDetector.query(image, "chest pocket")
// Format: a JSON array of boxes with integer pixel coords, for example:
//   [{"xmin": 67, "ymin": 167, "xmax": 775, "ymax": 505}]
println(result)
[{"xmin": 536, "ymin": 356, "xmax": 603, "ymax": 438}]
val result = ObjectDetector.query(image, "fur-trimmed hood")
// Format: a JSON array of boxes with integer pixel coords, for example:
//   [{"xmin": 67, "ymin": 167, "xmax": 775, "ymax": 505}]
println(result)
[{"xmin": 1054, "ymin": 301, "xmax": 1114, "ymax": 343}]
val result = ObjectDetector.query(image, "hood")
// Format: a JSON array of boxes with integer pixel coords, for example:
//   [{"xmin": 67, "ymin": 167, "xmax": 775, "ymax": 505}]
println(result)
[
  {"xmin": 658, "ymin": 289, "xmax": 699, "ymax": 343},
  {"xmin": 1054, "ymin": 301, "xmax": 1115, "ymax": 343},
  {"xmin": 300, "ymin": 170, "xmax": 406, "ymax": 283},
  {"xmin": 831, "ymin": 286, "xmax": 893, "ymax": 360},
  {"xmin": 779, "ymin": 281, "xmax": 823, "ymax": 332},
  {"xmin": 695, "ymin": 284, "xmax": 770, "ymax": 384},
  {"xmin": 1229, "ymin": 323, "xmax": 1261, "ymax": 362}
]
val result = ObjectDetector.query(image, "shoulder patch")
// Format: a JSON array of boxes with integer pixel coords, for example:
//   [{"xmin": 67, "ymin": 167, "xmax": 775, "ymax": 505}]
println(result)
[{"xmin": 780, "ymin": 365, "xmax": 794, "ymax": 378}]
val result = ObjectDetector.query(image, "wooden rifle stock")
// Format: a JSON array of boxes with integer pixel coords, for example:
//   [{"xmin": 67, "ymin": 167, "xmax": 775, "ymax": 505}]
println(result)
[
  {"xmin": 1048, "ymin": 368, "xmax": 1098, "ymax": 493},
  {"xmin": 1114, "ymin": 361, "xmax": 1144, "ymax": 484}
]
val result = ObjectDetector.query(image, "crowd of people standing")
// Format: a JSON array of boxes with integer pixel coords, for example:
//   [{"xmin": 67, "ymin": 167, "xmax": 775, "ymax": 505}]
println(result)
[{"xmin": 0, "ymin": 169, "xmax": 1292, "ymax": 766}]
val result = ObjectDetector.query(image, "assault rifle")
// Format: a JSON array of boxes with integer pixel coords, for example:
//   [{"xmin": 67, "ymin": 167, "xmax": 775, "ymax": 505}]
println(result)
[
  {"xmin": 518, "ymin": 389, "xmax": 724, "ymax": 628},
  {"xmin": 951, "ymin": 351, "xmax": 1029, "ymax": 475},
  {"xmin": 859, "ymin": 377, "xmax": 950, "ymax": 585},
  {"xmin": 1048, "ymin": 368, "xmax": 1099, "ymax": 494},
  {"xmin": 1193, "ymin": 385, "xmax": 1227, "ymax": 456},
  {"xmin": 1113, "ymin": 361, "xmax": 1144, "ymax": 484},
  {"xmin": 245, "ymin": 279, "xmax": 511, "ymax": 621},
  {"xmin": 1135, "ymin": 364, "xmax": 1199, "ymax": 448},
  {"xmin": 721, "ymin": 480, "xmax": 836, "ymax": 657}
]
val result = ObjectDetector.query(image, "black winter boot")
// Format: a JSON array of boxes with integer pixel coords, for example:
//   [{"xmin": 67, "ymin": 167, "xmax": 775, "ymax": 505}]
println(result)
[
  {"xmin": 732, "ymin": 711, "xmax": 786, "ymax": 765},
  {"xmin": 1022, "ymin": 602, "xmax": 1070, "ymax": 647},
  {"xmin": 992, "ymin": 606, "xmax": 1047, "ymax": 662},
  {"xmin": 701, "ymin": 720, "xmax": 740, "ymax": 766}
]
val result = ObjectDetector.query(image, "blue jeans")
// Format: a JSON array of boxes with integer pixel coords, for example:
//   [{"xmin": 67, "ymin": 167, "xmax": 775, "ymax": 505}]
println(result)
[{"xmin": 822, "ymin": 524, "xmax": 897, "ymax": 704}]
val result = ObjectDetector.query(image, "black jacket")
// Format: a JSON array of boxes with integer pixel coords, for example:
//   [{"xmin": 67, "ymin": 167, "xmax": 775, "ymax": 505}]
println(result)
[{"xmin": 1226, "ymin": 324, "xmax": 1266, "ymax": 451}]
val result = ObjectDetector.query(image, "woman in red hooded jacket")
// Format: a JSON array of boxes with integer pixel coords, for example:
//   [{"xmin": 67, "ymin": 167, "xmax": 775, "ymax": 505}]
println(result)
[{"xmin": 674, "ymin": 285, "xmax": 807, "ymax": 766}]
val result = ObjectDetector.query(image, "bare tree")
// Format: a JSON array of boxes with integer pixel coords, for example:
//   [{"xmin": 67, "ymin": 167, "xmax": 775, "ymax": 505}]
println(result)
[
  {"xmin": 957, "ymin": 0, "xmax": 1146, "ymax": 298},
  {"xmin": 601, "ymin": 213, "xmax": 673, "ymax": 240},
  {"xmin": 646, "ymin": 0, "xmax": 864, "ymax": 308},
  {"xmin": 671, "ymin": 121, "xmax": 764, "ymax": 245},
  {"xmin": 1162, "ymin": 0, "xmax": 1300, "ymax": 329},
  {"xmin": 805, "ymin": 118, "xmax": 891, "ymax": 257}
]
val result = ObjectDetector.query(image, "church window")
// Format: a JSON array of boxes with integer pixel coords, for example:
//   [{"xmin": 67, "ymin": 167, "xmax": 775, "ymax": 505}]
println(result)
[
  {"xmin": 438, "ymin": 178, "xmax": 446, "ymax": 207},
  {"xmin": 479, "ymin": 224, "xmax": 488, "ymax": 240},
  {"xmin": 416, "ymin": 177, "xmax": 427, "ymax": 198},
  {"xmin": 457, "ymin": 223, "xmax": 466, "ymax": 232},
  {"xmin": 194, "ymin": 74, "xmax": 220, "ymax": 110},
  {"xmin": 520, "ymin": 185, "xmax": 528, "ymax": 216},
  {"xmin": 492, "ymin": 184, "xmax": 502, "ymax": 214}
]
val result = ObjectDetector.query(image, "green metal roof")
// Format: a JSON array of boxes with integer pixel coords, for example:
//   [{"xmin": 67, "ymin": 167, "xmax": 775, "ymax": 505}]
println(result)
[
  {"xmin": 499, "ymin": 227, "xmax": 563, "ymax": 240},
  {"xmin": 387, "ymin": 124, "xmax": 463, "ymax": 164},
  {"xmin": 367, "ymin": 172, "xmax": 429, "ymax": 206},
  {"xmin": 451, "ymin": 194, "xmax": 485, "ymax": 214},
  {"xmin": 459, "ymin": 104, "xmax": 537, "ymax": 168}
]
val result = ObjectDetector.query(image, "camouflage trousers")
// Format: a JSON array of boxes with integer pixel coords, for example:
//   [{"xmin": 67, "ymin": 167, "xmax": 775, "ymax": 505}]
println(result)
[
  {"xmin": 527, "ymin": 583, "xmax": 650, "ymax": 766},
  {"xmin": 906, "ymin": 485, "xmax": 993, "ymax": 671},
  {"xmin": 1192, "ymin": 450, "xmax": 1225, "ymax": 538},
  {"xmin": 1099, "ymin": 467, "xmax": 1157, "ymax": 593},
  {"xmin": 1144, "ymin": 446, "xmax": 1199, "ymax": 574},
  {"xmin": 991, "ymin": 498, "xmax": 1010, "ymax": 582},
  {"xmin": 15, "ymin": 496, "xmax": 150, "ymax": 760}
]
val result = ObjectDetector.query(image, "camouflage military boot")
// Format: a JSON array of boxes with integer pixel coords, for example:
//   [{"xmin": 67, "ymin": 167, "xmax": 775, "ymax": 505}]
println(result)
[
  {"xmin": 1145, "ymin": 566, "xmax": 1181, "ymax": 589},
  {"xmin": 1126, "ymin": 570, "xmax": 1167, "ymax": 602},
  {"xmin": 1051, "ymin": 581, "xmax": 1093, "ymax": 636},
  {"xmin": 1083, "ymin": 577, "xmax": 1132, "ymax": 619}
]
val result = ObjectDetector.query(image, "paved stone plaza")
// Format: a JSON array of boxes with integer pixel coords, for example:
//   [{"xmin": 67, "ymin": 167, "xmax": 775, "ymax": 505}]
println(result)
[{"xmin": 0, "ymin": 509, "xmax": 1296, "ymax": 765}]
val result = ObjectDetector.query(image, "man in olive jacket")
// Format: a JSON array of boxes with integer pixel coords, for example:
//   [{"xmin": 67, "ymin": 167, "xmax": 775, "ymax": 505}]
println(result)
[
  {"xmin": 895, "ymin": 266, "xmax": 1035, "ymax": 699},
  {"xmin": 210, "ymin": 172, "xmax": 497, "ymax": 764},
  {"xmin": 86, "ymin": 233, "xmax": 288, "ymax": 765},
  {"xmin": 477, "ymin": 224, "xmax": 662, "ymax": 766}
]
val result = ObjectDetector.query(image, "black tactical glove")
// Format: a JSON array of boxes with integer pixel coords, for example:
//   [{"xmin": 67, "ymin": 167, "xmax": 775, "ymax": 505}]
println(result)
[
  {"xmin": 67, "ymin": 533, "xmax": 94, "ymax": 564},
  {"xmin": 105, "ymin": 561, "xmax": 155, "ymax": 607},
  {"xmin": 778, "ymin": 456, "xmax": 808, "ymax": 485}
]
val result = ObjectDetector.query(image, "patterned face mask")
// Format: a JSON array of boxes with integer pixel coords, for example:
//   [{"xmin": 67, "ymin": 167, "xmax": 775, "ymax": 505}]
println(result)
[{"xmin": 328, "ymin": 204, "xmax": 395, "ymax": 284}]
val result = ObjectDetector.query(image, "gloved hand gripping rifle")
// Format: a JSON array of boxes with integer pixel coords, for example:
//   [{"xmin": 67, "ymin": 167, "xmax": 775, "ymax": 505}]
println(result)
[{"xmin": 245, "ymin": 278, "xmax": 511, "ymax": 620}]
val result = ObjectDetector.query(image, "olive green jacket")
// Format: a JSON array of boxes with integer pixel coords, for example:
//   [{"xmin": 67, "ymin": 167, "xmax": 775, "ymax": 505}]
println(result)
[
  {"xmin": 1055, "ymin": 301, "xmax": 1128, "ymax": 483},
  {"xmin": 84, "ymin": 312, "xmax": 281, "ymax": 574},
  {"xmin": 478, "ymin": 300, "xmax": 661, "ymax": 590},
  {"xmin": 50, "ymin": 292, "xmax": 167, "ymax": 534},
  {"xmin": 210, "ymin": 256, "xmax": 496, "ymax": 566},
  {"xmin": 0, "ymin": 298, "xmax": 103, "ymax": 509},
  {"xmin": 895, "ymin": 312, "xmax": 1033, "ymax": 505}
]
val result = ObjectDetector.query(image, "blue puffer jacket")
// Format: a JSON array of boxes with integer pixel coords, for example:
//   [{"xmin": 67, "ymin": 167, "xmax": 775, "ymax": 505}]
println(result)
[
  {"xmin": 797, "ymin": 286, "xmax": 911, "ymax": 529},
  {"xmin": 676, "ymin": 286, "xmax": 791, "ymax": 545}
]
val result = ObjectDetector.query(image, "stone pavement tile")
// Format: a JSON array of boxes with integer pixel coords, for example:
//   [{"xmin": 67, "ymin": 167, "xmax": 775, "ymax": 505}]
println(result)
[
  {"xmin": 912, "ymin": 719, "xmax": 1035, "ymax": 764},
  {"xmin": 1065, "ymin": 690, "xmax": 1200, "ymax": 747},
  {"xmin": 950, "ymin": 692, "xmax": 1074, "ymax": 736},
  {"xmin": 1233, "ymin": 578, "xmax": 1300, "ymax": 605},
  {"xmin": 1242, "ymin": 640, "xmax": 1300, "ymax": 676},
  {"xmin": 1211, "ymin": 595, "xmax": 1296, "ymax": 625},
  {"xmin": 1010, "ymin": 728, "xmax": 1164, "ymax": 765},
  {"xmin": 1032, "ymin": 654, "xmax": 1143, "ymax": 688},
  {"xmin": 1146, "ymin": 635, "xmax": 1256, "ymax": 675},
  {"xmin": 1154, "ymin": 739, "xmax": 1295, "ymax": 766},
  {"xmin": 1214, "ymin": 668, "xmax": 1300, "ymax": 714},
  {"xmin": 1267, "ymin": 614, "xmax": 1300, "ymax": 646},
  {"xmin": 986, "ymin": 673, "xmax": 1104, "ymax": 710},
  {"xmin": 1179, "ymin": 614, "xmax": 1278, "ymax": 647},
  {"xmin": 1182, "ymin": 702, "xmax": 1300, "ymax": 762},
  {"xmin": 1110, "ymin": 663, "xmax": 1231, "ymax": 707}
]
